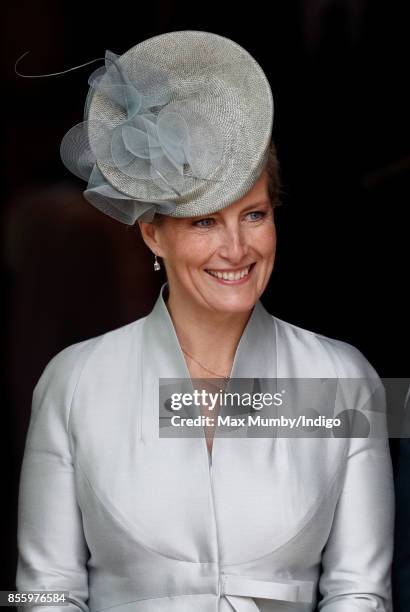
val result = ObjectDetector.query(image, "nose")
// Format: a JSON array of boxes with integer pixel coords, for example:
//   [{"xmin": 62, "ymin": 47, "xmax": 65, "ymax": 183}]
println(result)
[{"xmin": 218, "ymin": 222, "xmax": 249, "ymax": 264}]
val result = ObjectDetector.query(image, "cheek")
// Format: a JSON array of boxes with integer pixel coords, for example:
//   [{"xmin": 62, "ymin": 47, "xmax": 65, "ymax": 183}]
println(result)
[
  {"xmin": 254, "ymin": 225, "xmax": 276, "ymax": 258},
  {"xmin": 163, "ymin": 232, "xmax": 214, "ymax": 270}
]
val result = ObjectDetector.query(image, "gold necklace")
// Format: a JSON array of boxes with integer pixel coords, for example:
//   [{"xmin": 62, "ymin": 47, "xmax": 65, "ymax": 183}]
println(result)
[{"xmin": 181, "ymin": 347, "xmax": 230, "ymax": 383}]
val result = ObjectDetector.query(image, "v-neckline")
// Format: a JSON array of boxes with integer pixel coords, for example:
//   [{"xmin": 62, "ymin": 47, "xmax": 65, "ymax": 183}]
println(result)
[
  {"xmin": 143, "ymin": 282, "xmax": 278, "ymax": 469},
  {"xmin": 154, "ymin": 282, "xmax": 277, "ymax": 378}
]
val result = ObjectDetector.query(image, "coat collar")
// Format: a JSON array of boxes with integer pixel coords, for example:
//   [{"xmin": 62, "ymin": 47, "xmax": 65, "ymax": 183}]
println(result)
[
  {"xmin": 142, "ymin": 282, "xmax": 278, "ymax": 430},
  {"xmin": 143, "ymin": 282, "xmax": 277, "ymax": 381}
]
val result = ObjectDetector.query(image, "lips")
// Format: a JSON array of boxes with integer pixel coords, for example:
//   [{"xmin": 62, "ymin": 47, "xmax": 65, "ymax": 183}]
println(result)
[{"xmin": 205, "ymin": 263, "xmax": 255, "ymax": 281}]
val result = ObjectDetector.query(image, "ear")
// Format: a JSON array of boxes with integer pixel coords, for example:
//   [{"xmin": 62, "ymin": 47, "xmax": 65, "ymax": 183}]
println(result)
[{"xmin": 137, "ymin": 221, "xmax": 165, "ymax": 257}]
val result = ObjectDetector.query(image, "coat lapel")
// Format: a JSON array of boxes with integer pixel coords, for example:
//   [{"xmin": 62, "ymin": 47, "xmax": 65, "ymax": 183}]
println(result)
[
  {"xmin": 143, "ymin": 282, "xmax": 278, "ymax": 379},
  {"xmin": 142, "ymin": 282, "xmax": 278, "ymax": 434}
]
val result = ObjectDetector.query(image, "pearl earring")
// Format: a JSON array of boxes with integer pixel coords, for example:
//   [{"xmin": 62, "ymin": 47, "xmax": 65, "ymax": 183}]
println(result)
[{"xmin": 153, "ymin": 254, "xmax": 161, "ymax": 271}]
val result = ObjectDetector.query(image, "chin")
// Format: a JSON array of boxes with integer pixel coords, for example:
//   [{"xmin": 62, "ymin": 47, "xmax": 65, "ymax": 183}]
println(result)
[{"xmin": 206, "ymin": 293, "xmax": 259, "ymax": 315}]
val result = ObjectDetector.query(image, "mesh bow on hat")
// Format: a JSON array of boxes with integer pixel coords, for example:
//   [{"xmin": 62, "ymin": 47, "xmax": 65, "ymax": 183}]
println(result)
[{"xmin": 59, "ymin": 30, "xmax": 274, "ymax": 224}]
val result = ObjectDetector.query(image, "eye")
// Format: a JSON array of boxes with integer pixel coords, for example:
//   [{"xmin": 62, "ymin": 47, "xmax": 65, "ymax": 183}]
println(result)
[
  {"xmin": 193, "ymin": 217, "xmax": 215, "ymax": 228},
  {"xmin": 246, "ymin": 210, "xmax": 267, "ymax": 221}
]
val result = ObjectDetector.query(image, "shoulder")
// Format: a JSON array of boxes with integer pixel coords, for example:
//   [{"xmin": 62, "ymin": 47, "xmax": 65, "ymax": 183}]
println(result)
[
  {"xmin": 272, "ymin": 314, "xmax": 380, "ymax": 380},
  {"xmin": 25, "ymin": 317, "xmax": 149, "ymax": 448},
  {"xmin": 271, "ymin": 315, "xmax": 387, "ymax": 439},
  {"xmin": 33, "ymin": 316, "xmax": 147, "ymax": 414}
]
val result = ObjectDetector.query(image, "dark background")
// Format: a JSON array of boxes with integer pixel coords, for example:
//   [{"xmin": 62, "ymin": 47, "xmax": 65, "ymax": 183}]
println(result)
[{"xmin": 2, "ymin": 0, "xmax": 409, "ymax": 604}]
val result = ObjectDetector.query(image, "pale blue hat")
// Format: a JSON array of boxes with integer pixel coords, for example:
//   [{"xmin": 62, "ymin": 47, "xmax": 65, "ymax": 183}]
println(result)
[{"xmin": 59, "ymin": 30, "xmax": 274, "ymax": 224}]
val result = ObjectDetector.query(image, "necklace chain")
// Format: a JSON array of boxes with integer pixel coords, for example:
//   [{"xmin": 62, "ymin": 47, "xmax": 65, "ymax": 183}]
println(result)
[{"xmin": 181, "ymin": 347, "xmax": 230, "ymax": 381}]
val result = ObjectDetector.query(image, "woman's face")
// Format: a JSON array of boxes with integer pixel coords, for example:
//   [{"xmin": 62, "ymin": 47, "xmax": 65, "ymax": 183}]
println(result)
[{"xmin": 140, "ymin": 169, "xmax": 276, "ymax": 314}]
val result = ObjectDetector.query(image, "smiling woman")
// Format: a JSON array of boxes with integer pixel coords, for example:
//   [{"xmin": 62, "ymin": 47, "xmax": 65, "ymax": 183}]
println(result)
[
  {"xmin": 139, "ymin": 165, "xmax": 277, "ymax": 322},
  {"xmin": 16, "ymin": 30, "xmax": 394, "ymax": 612}
]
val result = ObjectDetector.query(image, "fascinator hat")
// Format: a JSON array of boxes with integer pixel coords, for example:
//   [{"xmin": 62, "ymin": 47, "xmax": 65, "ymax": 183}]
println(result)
[{"xmin": 56, "ymin": 31, "xmax": 273, "ymax": 224}]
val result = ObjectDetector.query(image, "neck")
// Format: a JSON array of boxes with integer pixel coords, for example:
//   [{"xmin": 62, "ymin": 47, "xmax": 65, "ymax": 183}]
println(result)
[{"xmin": 164, "ymin": 284, "xmax": 254, "ymax": 372}]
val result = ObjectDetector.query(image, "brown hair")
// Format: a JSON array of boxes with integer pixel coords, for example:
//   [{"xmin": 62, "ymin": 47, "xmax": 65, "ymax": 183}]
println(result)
[
  {"xmin": 151, "ymin": 140, "xmax": 282, "ymax": 225},
  {"xmin": 265, "ymin": 139, "xmax": 283, "ymax": 210}
]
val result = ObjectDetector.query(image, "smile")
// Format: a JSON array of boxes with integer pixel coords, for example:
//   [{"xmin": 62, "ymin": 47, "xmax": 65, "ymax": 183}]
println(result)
[{"xmin": 204, "ymin": 263, "xmax": 255, "ymax": 282}]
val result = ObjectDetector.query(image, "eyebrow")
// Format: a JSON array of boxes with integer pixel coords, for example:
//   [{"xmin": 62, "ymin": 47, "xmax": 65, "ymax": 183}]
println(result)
[
  {"xmin": 240, "ymin": 200, "xmax": 271, "ymax": 213},
  {"xmin": 192, "ymin": 199, "xmax": 271, "ymax": 221}
]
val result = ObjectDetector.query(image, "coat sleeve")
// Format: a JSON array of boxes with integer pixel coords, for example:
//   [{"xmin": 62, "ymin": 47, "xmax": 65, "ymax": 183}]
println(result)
[
  {"xmin": 317, "ymin": 375, "xmax": 395, "ymax": 612},
  {"xmin": 16, "ymin": 343, "xmax": 93, "ymax": 612}
]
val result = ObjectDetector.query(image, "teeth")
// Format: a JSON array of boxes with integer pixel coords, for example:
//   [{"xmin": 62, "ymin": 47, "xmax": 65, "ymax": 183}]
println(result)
[{"xmin": 206, "ymin": 266, "xmax": 251, "ymax": 280}]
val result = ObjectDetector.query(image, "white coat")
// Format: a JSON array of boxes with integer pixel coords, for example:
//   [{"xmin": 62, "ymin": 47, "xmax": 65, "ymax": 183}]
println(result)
[{"xmin": 16, "ymin": 283, "xmax": 394, "ymax": 612}]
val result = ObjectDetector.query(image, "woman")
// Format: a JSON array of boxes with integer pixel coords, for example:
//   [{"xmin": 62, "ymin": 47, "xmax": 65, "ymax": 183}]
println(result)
[{"xmin": 16, "ymin": 31, "xmax": 394, "ymax": 612}]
